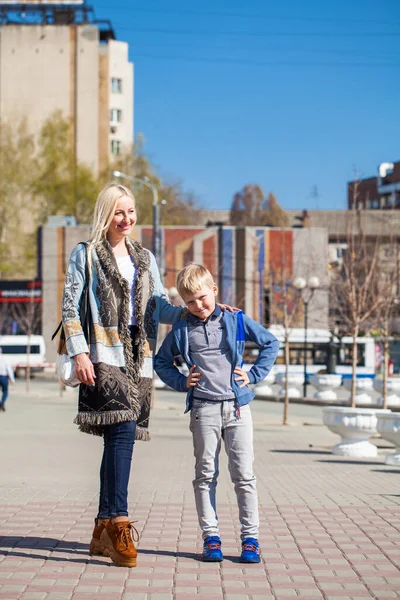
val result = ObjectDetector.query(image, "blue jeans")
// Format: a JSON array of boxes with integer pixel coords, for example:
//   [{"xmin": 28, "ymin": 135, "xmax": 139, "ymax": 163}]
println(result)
[
  {"xmin": 0, "ymin": 376, "xmax": 9, "ymax": 405},
  {"xmin": 98, "ymin": 420, "xmax": 136, "ymax": 519}
]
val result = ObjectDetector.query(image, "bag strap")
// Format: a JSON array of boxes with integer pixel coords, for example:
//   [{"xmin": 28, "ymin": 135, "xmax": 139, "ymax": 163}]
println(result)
[
  {"xmin": 51, "ymin": 242, "xmax": 90, "ymax": 342},
  {"xmin": 51, "ymin": 321, "xmax": 62, "ymax": 341},
  {"xmin": 81, "ymin": 243, "xmax": 92, "ymax": 343}
]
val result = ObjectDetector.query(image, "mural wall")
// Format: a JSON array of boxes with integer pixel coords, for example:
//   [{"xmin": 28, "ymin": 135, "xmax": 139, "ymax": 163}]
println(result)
[{"xmin": 41, "ymin": 224, "xmax": 328, "ymax": 361}]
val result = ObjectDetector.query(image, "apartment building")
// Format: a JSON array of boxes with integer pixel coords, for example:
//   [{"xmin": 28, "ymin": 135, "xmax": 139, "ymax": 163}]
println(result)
[
  {"xmin": 0, "ymin": 1, "xmax": 133, "ymax": 175},
  {"xmin": 348, "ymin": 161, "xmax": 400, "ymax": 210}
]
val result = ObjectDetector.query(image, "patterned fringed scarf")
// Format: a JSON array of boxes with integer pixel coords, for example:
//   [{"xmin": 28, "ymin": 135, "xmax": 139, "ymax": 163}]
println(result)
[{"xmin": 74, "ymin": 238, "xmax": 154, "ymax": 441}]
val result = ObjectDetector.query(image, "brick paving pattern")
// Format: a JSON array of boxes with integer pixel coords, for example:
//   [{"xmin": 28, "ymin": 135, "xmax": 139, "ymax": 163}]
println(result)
[{"xmin": 0, "ymin": 380, "xmax": 399, "ymax": 600}]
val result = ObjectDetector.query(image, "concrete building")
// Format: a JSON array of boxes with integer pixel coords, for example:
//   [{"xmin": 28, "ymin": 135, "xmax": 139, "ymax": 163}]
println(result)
[
  {"xmin": 198, "ymin": 207, "xmax": 400, "ymax": 233},
  {"xmin": 0, "ymin": 1, "xmax": 133, "ymax": 175},
  {"xmin": 41, "ymin": 223, "xmax": 329, "ymax": 362}
]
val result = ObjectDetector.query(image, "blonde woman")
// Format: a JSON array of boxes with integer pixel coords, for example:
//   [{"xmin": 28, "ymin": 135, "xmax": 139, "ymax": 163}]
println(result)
[{"xmin": 61, "ymin": 182, "xmax": 232, "ymax": 568}]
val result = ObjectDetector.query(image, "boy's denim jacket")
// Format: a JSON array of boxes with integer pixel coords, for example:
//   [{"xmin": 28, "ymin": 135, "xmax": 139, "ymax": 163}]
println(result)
[{"xmin": 154, "ymin": 310, "xmax": 280, "ymax": 413}]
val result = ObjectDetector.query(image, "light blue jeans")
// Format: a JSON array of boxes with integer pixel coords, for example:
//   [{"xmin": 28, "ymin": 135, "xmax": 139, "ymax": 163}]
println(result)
[{"xmin": 189, "ymin": 399, "xmax": 259, "ymax": 541}]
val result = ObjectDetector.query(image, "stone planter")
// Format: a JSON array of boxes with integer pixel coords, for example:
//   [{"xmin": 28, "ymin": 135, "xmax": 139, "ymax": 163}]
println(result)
[
  {"xmin": 343, "ymin": 377, "xmax": 374, "ymax": 405},
  {"xmin": 373, "ymin": 378, "xmax": 400, "ymax": 408},
  {"xmin": 275, "ymin": 373, "xmax": 304, "ymax": 399},
  {"xmin": 309, "ymin": 374, "xmax": 343, "ymax": 402},
  {"xmin": 253, "ymin": 372, "xmax": 276, "ymax": 398},
  {"xmin": 377, "ymin": 413, "xmax": 400, "ymax": 465},
  {"xmin": 323, "ymin": 406, "xmax": 391, "ymax": 457}
]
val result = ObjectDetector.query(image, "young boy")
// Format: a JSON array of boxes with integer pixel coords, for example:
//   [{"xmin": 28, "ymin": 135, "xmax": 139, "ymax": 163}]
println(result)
[{"xmin": 154, "ymin": 264, "xmax": 279, "ymax": 563}]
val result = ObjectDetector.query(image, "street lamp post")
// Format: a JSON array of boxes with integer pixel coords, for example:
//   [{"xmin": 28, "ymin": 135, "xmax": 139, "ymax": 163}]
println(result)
[
  {"xmin": 112, "ymin": 170, "xmax": 161, "ymax": 267},
  {"xmin": 293, "ymin": 276, "xmax": 320, "ymax": 398}
]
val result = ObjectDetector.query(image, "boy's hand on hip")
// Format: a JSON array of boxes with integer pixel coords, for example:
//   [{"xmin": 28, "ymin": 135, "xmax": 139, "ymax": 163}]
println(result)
[
  {"xmin": 186, "ymin": 365, "xmax": 201, "ymax": 389},
  {"xmin": 234, "ymin": 366, "xmax": 250, "ymax": 388}
]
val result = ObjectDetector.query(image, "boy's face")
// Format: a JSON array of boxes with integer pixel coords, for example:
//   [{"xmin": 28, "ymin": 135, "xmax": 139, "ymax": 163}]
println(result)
[{"xmin": 182, "ymin": 283, "xmax": 218, "ymax": 321}]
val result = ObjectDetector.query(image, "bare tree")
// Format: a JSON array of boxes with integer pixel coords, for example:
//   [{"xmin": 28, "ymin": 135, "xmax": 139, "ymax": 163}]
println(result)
[
  {"xmin": 0, "ymin": 304, "xmax": 11, "ymax": 335},
  {"xmin": 270, "ymin": 230, "xmax": 302, "ymax": 425},
  {"xmin": 231, "ymin": 184, "xmax": 267, "ymax": 226},
  {"xmin": 372, "ymin": 231, "xmax": 400, "ymax": 408},
  {"xmin": 329, "ymin": 198, "xmax": 383, "ymax": 407},
  {"xmin": 230, "ymin": 185, "xmax": 289, "ymax": 227},
  {"xmin": 10, "ymin": 285, "xmax": 42, "ymax": 392}
]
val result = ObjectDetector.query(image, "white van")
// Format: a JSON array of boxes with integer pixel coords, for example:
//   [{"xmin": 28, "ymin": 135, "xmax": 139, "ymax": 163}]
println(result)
[{"xmin": 0, "ymin": 335, "xmax": 46, "ymax": 378}]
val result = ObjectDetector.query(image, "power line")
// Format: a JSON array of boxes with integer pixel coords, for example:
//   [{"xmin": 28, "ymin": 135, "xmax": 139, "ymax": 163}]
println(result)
[
  {"xmin": 96, "ymin": 4, "xmax": 400, "ymax": 27},
  {"xmin": 127, "ymin": 40, "xmax": 400, "ymax": 62},
  {"xmin": 122, "ymin": 52, "xmax": 400, "ymax": 69},
  {"xmin": 115, "ymin": 25, "xmax": 400, "ymax": 39}
]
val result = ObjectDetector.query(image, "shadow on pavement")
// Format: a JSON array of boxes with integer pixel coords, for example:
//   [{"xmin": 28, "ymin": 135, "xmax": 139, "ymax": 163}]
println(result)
[
  {"xmin": 138, "ymin": 549, "xmax": 244, "ymax": 562},
  {"xmin": 270, "ymin": 449, "xmax": 331, "ymax": 455},
  {"xmin": 138, "ymin": 548, "xmax": 198, "ymax": 560},
  {"xmin": 0, "ymin": 536, "xmax": 104, "ymax": 565},
  {"xmin": 0, "ymin": 537, "xmax": 205, "ymax": 562},
  {"xmin": 317, "ymin": 459, "xmax": 381, "ymax": 465},
  {"xmin": 371, "ymin": 470, "xmax": 400, "ymax": 475}
]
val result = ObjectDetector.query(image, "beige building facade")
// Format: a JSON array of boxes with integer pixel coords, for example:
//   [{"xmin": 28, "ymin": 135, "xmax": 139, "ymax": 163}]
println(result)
[{"xmin": 0, "ymin": 22, "xmax": 133, "ymax": 175}]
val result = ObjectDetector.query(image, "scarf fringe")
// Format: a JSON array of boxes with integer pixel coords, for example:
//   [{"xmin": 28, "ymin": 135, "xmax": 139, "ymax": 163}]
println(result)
[
  {"xmin": 74, "ymin": 411, "xmax": 150, "ymax": 441},
  {"xmin": 135, "ymin": 426, "xmax": 151, "ymax": 441},
  {"xmin": 74, "ymin": 409, "xmax": 136, "ymax": 427}
]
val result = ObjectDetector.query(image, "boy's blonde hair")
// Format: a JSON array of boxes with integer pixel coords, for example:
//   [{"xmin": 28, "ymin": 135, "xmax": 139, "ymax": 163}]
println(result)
[
  {"xmin": 177, "ymin": 264, "xmax": 215, "ymax": 298},
  {"xmin": 89, "ymin": 182, "xmax": 135, "ymax": 244}
]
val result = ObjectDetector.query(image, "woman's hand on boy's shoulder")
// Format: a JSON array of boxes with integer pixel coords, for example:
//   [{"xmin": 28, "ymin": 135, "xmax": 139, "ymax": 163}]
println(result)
[
  {"xmin": 217, "ymin": 303, "xmax": 240, "ymax": 312},
  {"xmin": 186, "ymin": 365, "xmax": 201, "ymax": 389},
  {"xmin": 234, "ymin": 366, "xmax": 250, "ymax": 388}
]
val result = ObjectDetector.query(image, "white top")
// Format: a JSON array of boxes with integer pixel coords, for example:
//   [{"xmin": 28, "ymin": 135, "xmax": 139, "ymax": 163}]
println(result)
[
  {"xmin": 0, "ymin": 355, "xmax": 14, "ymax": 381},
  {"xmin": 116, "ymin": 255, "xmax": 137, "ymax": 325}
]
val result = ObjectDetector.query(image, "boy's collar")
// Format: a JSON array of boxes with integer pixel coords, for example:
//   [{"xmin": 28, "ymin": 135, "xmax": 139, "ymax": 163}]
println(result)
[
  {"xmin": 188, "ymin": 303, "xmax": 221, "ymax": 324},
  {"xmin": 212, "ymin": 304, "xmax": 222, "ymax": 318}
]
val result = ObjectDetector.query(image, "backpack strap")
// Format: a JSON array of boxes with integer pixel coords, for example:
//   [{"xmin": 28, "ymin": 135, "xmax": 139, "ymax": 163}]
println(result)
[
  {"xmin": 236, "ymin": 310, "xmax": 245, "ymax": 368},
  {"xmin": 236, "ymin": 310, "xmax": 245, "ymax": 342}
]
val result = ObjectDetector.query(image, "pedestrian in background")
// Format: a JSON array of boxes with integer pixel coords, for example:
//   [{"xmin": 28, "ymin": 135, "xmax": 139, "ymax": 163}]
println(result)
[{"xmin": 0, "ymin": 348, "xmax": 15, "ymax": 412}]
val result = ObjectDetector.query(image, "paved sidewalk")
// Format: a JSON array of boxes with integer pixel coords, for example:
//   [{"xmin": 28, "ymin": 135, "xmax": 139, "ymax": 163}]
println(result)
[{"xmin": 0, "ymin": 380, "xmax": 400, "ymax": 600}]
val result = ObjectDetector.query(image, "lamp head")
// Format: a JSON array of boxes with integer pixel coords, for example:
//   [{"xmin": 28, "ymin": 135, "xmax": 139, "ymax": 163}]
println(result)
[
  {"xmin": 308, "ymin": 276, "xmax": 320, "ymax": 289},
  {"xmin": 293, "ymin": 277, "xmax": 306, "ymax": 290}
]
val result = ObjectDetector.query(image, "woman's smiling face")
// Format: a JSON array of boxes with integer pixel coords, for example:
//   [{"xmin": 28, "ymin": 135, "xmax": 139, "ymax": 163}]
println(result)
[{"xmin": 107, "ymin": 195, "xmax": 137, "ymax": 243}]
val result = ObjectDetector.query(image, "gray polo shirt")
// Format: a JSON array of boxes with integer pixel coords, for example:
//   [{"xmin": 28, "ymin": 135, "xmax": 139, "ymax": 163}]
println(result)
[{"xmin": 188, "ymin": 305, "xmax": 234, "ymax": 401}]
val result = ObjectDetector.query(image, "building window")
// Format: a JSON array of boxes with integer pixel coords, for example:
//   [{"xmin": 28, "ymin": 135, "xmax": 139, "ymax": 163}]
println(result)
[
  {"xmin": 111, "ymin": 78, "xmax": 122, "ymax": 93},
  {"xmin": 111, "ymin": 140, "xmax": 122, "ymax": 155},
  {"xmin": 110, "ymin": 108, "xmax": 122, "ymax": 123}
]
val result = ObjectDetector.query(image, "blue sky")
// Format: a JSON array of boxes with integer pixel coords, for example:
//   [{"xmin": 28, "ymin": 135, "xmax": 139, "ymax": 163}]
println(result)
[{"xmin": 92, "ymin": 0, "xmax": 400, "ymax": 211}]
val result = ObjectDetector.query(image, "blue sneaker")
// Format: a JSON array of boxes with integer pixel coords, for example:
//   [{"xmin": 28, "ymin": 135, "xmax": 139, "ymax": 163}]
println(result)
[
  {"xmin": 203, "ymin": 536, "xmax": 223, "ymax": 562},
  {"xmin": 240, "ymin": 538, "xmax": 261, "ymax": 563}
]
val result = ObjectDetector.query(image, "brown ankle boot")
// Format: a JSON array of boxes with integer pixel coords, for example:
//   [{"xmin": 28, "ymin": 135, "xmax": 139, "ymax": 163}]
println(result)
[
  {"xmin": 100, "ymin": 519, "xmax": 139, "ymax": 567},
  {"xmin": 89, "ymin": 518, "xmax": 110, "ymax": 555}
]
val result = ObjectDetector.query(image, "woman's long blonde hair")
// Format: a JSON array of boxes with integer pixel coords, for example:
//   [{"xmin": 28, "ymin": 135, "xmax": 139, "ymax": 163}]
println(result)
[{"xmin": 89, "ymin": 182, "xmax": 135, "ymax": 244}]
